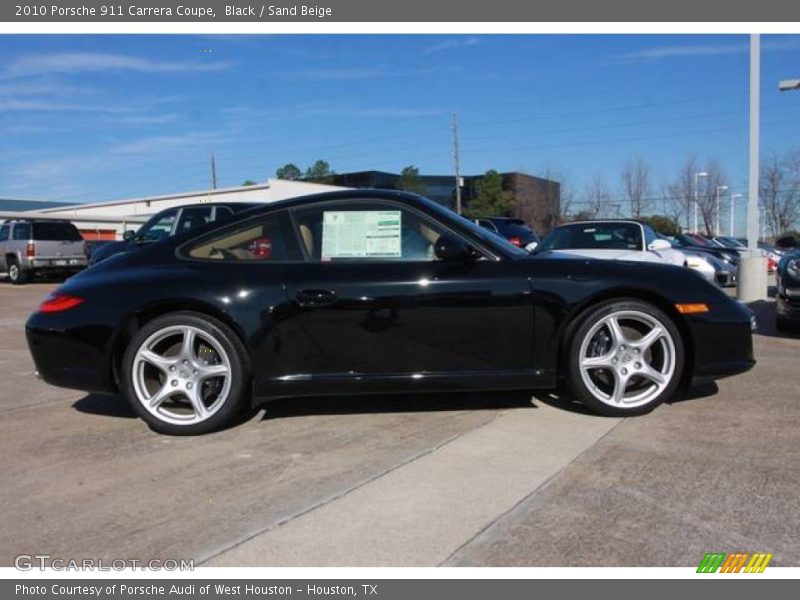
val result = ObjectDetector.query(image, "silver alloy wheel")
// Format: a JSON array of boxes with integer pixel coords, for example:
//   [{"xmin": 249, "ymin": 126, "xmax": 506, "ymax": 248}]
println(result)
[
  {"xmin": 8, "ymin": 264, "xmax": 19, "ymax": 281},
  {"xmin": 132, "ymin": 324, "xmax": 232, "ymax": 426},
  {"xmin": 578, "ymin": 310, "xmax": 676, "ymax": 409}
]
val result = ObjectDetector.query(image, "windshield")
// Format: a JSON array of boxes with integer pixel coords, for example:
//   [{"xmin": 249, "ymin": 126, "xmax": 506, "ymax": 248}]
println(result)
[
  {"xmin": 422, "ymin": 202, "xmax": 528, "ymax": 256},
  {"xmin": 539, "ymin": 222, "xmax": 643, "ymax": 252},
  {"xmin": 136, "ymin": 209, "xmax": 178, "ymax": 242},
  {"xmin": 32, "ymin": 222, "xmax": 83, "ymax": 241}
]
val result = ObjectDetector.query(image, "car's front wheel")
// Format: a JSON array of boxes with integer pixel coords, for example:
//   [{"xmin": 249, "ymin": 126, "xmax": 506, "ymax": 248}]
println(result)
[
  {"xmin": 566, "ymin": 299, "xmax": 684, "ymax": 416},
  {"xmin": 122, "ymin": 312, "xmax": 250, "ymax": 435}
]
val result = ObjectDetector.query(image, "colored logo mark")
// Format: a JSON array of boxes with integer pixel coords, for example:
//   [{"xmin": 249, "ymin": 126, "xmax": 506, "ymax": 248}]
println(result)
[{"xmin": 697, "ymin": 552, "xmax": 773, "ymax": 573}]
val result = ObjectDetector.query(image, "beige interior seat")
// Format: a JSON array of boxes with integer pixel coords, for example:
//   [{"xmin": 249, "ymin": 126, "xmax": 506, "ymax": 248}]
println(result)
[{"xmin": 299, "ymin": 224, "xmax": 314, "ymax": 256}]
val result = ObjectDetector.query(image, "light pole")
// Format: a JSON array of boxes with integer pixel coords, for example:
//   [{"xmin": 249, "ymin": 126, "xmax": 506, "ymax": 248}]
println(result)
[
  {"xmin": 715, "ymin": 185, "xmax": 728, "ymax": 236},
  {"xmin": 738, "ymin": 34, "xmax": 768, "ymax": 302},
  {"xmin": 693, "ymin": 171, "xmax": 708, "ymax": 234},
  {"xmin": 729, "ymin": 192, "xmax": 743, "ymax": 236}
]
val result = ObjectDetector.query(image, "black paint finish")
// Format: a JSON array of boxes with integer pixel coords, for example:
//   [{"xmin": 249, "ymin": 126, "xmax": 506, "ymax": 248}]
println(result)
[{"xmin": 26, "ymin": 190, "xmax": 755, "ymax": 404}]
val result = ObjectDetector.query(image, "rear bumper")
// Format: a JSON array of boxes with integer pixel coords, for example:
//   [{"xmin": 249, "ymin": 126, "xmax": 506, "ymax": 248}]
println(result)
[
  {"xmin": 25, "ymin": 313, "xmax": 117, "ymax": 395},
  {"xmin": 28, "ymin": 257, "xmax": 87, "ymax": 270}
]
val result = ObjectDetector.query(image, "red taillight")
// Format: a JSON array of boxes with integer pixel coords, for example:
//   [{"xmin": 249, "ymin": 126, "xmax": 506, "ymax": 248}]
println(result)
[
  {"xmin": 26, "ymin": 242, "xmax": 35, "ymax": 258},
  {"xmin": 509, "ymin": 236, "xmax": 522, "ymax": 247},
  {"xmin": 39, "ymin": 293, "xmax": 84, "ymax": 313}
]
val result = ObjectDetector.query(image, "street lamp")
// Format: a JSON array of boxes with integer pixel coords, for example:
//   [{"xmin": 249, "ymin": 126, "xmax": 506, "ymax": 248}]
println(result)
[
  {"xmin": 715, "ymin": 185, "xmax": 728, "ymax": 236},
  {"xmin": 729, "ymin": 192, "xmax": 743, "ymax": 236},
  {"xmin": 779, "ymin": 79, "xmax": 800, "ymax": 91},
  {"xmin": 693, "ymin": 171, "xmax": 708, "ymax": 234}
]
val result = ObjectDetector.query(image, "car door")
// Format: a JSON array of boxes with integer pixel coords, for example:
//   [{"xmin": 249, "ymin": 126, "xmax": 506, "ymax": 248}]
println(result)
[
  {"xmin": 282, "ymin": 199, "xmax": 535, "ymax": 383},
  {"xmin": 0, "ymin": 224, "xmax": 9, "ymax": 270}
]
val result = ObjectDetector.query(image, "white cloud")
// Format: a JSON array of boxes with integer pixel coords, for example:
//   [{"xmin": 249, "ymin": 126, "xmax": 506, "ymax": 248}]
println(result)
[
  {"xmin": 423, "ymin": 36, "xmax": 480, "ymax": 54},
  {"xmin": 2, "ymin": 52, "xmax": 232, "ymax": 79},
  {"xmin": 620, "ymin": 37, "xmax": 800, "ymax": 61}
]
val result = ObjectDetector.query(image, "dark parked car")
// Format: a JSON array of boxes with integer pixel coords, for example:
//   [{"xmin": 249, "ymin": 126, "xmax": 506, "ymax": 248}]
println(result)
[
  {"xmin": 775, "ymin": 238, "xmax": 800, "ymax": 331},
  {"xmin": 1, "ymin": 219, "xmax": 87, "ymax": 284},
  {"xmin": 89, "ymin": 202, "xmax": 261, "ymax": 266},
  {"xmin": 26, "ymin": 190, "xmax": 755, "ymax": 435},
  {"xmin": 475, "ymin": 217, "xmax": 540, "ymax": 250}
]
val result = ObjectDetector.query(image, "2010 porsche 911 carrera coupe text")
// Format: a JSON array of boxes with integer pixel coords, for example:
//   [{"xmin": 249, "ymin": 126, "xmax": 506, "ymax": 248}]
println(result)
[{"xmin": 26, "ymin": 191, "xmax": 756, "ymax": 435}]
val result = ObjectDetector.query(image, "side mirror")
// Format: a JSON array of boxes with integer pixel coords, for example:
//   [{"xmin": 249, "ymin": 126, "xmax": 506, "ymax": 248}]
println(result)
[
  {"xmin": 648, "ymin": 239, "xmax": 672, "ymax": 252},
  {"xmin": 122, "ymin": 230, "xmax": 136, "ymax": 242},
  {"xmin": 776, "ymin": 235, "xmax": 797, "ymax": 249},
  {"xmin": 435, "ymin": 234, "xmax": 475, "ymax": 261}
]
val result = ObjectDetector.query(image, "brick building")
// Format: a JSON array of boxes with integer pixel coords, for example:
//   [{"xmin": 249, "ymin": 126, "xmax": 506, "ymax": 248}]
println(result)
[{"xmin": 331, "ymin": 170, "xmax": 560, "ymax": 236}]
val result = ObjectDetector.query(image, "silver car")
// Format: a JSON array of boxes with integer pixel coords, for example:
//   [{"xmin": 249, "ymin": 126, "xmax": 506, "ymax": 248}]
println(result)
[{"xmin": 0, "ymin": 219, "xmax": 87, "ymax": 284}]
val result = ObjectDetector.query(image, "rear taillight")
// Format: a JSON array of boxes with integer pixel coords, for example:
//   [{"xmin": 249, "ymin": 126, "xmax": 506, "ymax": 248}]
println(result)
[
  {"xmin": 26, "ymin": 242, "xmax": 35, "ymax": 257},
  {"xmin": 509, "ymin": 236, "xmax": 522, "ymax": 247},
  {"xmin": 38, "ymin": 293, "xmax": 84, "ymax": 313}
]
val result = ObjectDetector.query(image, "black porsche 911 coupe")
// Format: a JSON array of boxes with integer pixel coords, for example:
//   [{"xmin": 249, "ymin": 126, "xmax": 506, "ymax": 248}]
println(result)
[{"xmin": 26, "ymin": 190, "xmax": 756, "ymax": 435}]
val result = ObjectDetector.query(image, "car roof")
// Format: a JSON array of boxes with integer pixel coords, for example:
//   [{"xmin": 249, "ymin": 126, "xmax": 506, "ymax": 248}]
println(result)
[
  {"xmin": 557, "ymin": 219, "xmax": 643, "ymax": 227},
  {"xmin": 225, "ymin": 189, "xmax": 438, "ymax": 215}
]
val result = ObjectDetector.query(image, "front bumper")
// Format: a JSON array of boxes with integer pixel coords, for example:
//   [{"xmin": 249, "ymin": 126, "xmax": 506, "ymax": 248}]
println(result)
[
  {"xmin": 776, "ymin": 293, "xmax": 800, "ymax": 323},
  {"xmin": 686, "ymin": 299, "xmax": 756, "ymax": 385}
]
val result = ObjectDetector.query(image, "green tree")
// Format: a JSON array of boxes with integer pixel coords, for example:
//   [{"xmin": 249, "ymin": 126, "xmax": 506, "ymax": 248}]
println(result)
[
  {"xmin": 275, "ymin": 163, "xmax": 302, "ymax": 181},
  {"xmin": 304, "ymin": 160, "xmax": 335, "ymax": 184},
  {"xmin": 467, "ymin": 170, "xmax": 512, "ymax": 218},
  {"xmin": 640, "ymin": 214, "xmax": 682, "ymax": 236},
  {"xmin": 396, "ymin": 165, "xmax": 427, "ymax": 195},
  {"xmin": 241, "ymin": 180, "xmax": 258, "ymax": 186}
]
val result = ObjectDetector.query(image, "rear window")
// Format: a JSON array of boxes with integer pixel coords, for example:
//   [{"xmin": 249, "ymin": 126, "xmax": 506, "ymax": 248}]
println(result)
[{"xmin": 32, "ymin": 222, "xmax": 83, "ymax": 241}]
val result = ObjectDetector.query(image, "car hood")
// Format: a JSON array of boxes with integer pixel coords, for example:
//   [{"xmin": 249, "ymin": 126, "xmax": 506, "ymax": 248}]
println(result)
[{"xmin": 541, "ymin": 248, "xmax": 662, "ymax": 263}]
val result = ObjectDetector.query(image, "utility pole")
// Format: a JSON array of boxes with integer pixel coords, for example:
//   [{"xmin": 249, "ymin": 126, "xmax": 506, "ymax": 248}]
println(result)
[
  {"xmin": 738, "ymin": 34, "xmax": 768, "ymax": 302},
  {"xmin": 452, "ymin": 113, "xmax": 462, "ymax": 214},
  {"xmin": 730, "ymin": 192, "xmax": 743, "ymax": 236},
  {"xmin": 715, "ymin": 185, "xmax": 728, "ymax": 236},
  {"xmin": 210, "ymin": 153, "xmax": 218, "ymax": 190}
]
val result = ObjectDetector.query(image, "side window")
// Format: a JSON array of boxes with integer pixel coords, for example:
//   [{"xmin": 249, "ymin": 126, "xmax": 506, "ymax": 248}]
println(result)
[
  {"xmin": 138, "ymin": 209, "xmax": 178, "ymax": 242},
  {"xmin": 12, "ymin": 224, "xmax": 31, "ymax": 240},
  {"xmin": 213, "ymin": 206, "xmax": 234, "ymax": 220},
  {"xmin": 0, "ymin": 225, "xmax": 9, "ymax": 242},
  {"xmin": 185, "ymin": 211, "xmax": 302, "ymax": 262},
  {"xmin": 176, "ymin": 206, "xmax": 213, "ymax": 234},
  {"xmin": 293, "ymin": 201, "xmax": 447, "ymax": 262}
]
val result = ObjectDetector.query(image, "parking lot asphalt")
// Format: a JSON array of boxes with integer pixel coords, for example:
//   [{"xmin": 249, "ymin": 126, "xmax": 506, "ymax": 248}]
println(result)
[{"xmin": 1, "ymin": 281, "xmax": 798, "ymax": 567}]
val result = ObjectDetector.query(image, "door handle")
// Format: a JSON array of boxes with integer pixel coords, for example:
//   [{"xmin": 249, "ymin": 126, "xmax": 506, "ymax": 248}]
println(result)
[{"xmin": 295, "ymin": 289, "xmax": 337, "ymax": 307}]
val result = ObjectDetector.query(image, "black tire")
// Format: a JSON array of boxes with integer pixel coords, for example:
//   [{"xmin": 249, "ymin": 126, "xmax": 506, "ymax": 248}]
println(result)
[
  {"xmin": 566, "ymin": 299, "xmax": 685, "ymax": 417},
  {"xmin": 7, "ymin": 259, "xmax": 29, "ymax": 285},
  {"xmin": 121, "ymin": 312, "xmax": 250, "ymax": 435}
]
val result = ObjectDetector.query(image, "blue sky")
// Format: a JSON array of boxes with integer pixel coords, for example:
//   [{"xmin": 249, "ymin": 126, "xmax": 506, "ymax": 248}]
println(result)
[{"xmin": 2, "ymin": 34, "xmax": 800, "ymax": 218}]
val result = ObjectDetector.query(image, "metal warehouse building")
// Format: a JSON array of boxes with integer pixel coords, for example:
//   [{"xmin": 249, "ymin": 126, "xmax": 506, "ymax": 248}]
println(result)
[{"xmin": 0, "ymin": 179, "xmax": 348, "ymax": 240}]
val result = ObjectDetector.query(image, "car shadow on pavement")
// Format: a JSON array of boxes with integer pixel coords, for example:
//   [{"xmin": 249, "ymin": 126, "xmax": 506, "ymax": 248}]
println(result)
[
  {"xmin": 533, "ymin": 380, "xmax": 720, "ymax": 416},
  {"xmin": 259, "ymin": 390, "xmax": 537, "ymax": 421},
  {"xmin": 72, "ymin": 393, "xmax": 137, "ymax": 418}
]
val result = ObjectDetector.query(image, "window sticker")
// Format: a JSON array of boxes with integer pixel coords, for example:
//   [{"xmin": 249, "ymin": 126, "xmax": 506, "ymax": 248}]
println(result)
[{"xmin": 321, "ymin": 210, "xmax": 402, "ymax": 259}]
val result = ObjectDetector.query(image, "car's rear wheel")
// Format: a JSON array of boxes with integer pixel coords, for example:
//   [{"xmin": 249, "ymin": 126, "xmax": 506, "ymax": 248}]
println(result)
[
  {"xmin": 566, "ymin": 299, "xmax": 684, "ymax": 416},
  {"xmin": 122, "ymin": 312, "xmax": 249, "ymax": 435},
  {"xmin": 7, "ymin": 260, "xmax": 29, "ymax": 285}
]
